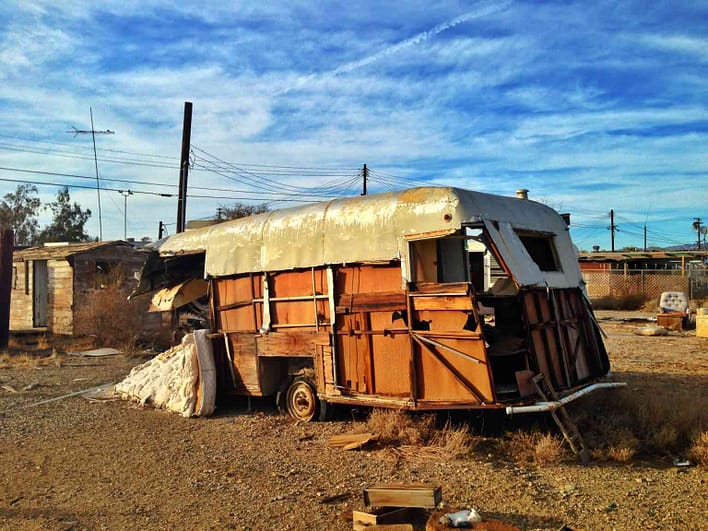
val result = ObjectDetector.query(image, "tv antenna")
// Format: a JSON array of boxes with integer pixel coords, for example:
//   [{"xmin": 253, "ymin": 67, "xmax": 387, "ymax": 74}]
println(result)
[{"xmin": 66, "ymin": 107, "xmax": 115, "ymax": 240}]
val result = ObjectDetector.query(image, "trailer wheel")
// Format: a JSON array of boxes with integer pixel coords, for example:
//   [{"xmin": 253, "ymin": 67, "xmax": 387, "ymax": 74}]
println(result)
[{"xmin": 285, "ymin": 377, "xmax": 320, "ymax": 422}]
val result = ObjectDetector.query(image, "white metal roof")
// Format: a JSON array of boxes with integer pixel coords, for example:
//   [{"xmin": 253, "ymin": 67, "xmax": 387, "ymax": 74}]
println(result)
[{"xmin": 155, "ymin": 187, "xmax": 582, "ymax": 288}]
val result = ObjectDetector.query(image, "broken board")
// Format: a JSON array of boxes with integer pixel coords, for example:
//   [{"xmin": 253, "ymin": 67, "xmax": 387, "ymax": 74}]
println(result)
[{"xmin": 353, "ymin": 507, "xmax": 415, "ymax": 531}]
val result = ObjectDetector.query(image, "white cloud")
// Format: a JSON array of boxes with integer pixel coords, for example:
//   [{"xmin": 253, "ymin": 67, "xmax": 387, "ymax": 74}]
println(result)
[{"xmin": 635, "ymin": 34, "xmax": 708, "ymax": 62}]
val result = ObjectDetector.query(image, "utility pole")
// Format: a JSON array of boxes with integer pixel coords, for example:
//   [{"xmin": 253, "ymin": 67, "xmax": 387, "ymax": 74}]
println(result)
[
  {"xmin": 177, "ymin": 101, "xmax": 193, "ymax": 233},
  {"xmin": 361, "ymin": 164, "xmax": 368, "ymax": 196},
  {"xmin": 67, "ymin": 108, "xmax": 115, "ymax": 241},
  {"xmin": 643, "ymin": 224, "xmax": 647, "ymax": 252},
  {"xmin": 118, "ymin": 190, "xmax": 133, "ymax": 240},
  {"xmin": 0, "ymin": 230, "xmax": 13, "ymax": 349},
  {"xmin": 609, "ymin": 209, "xmax": 616, "ymax": 252},
  {"xmin": 158, "ymin": 221, "xmax": 165, "ymax": 240},
  {"xmin": 694, "ymin": 218, "xmax": 703, "ymax": 250}
]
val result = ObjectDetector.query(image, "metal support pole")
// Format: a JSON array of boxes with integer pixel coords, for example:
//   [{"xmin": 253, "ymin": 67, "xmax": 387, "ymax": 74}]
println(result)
[
  {"xmin": 119, "ymin": 190, "xmax": 133, "ymax": 240},
  {"xmin": 177, "ymin": 102, "xmax": 193, "ymax": 233},
  {"xmin": 90, "ymin": 107, "xmax": 103, "ymax": 241},
  {"xmin": 0, "ymin": 230, "xmax": 14, "ymax": 349}
]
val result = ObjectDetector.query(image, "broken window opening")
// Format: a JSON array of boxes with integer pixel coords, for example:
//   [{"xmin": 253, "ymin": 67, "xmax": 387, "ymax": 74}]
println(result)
[
  {"xmin": 465, "ymin": 226, "xmax": 527, "ymax": 399},
  {"xmin": 515, "ymin": 230, "xmax": 561, "ymax": 272},
  {"xmin": 95, "ymin": 261, "xmax": 113, "ymax": 289}
]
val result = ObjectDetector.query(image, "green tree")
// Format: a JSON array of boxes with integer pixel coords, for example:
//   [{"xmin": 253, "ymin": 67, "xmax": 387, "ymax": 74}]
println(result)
[
  {"xmin": 218, "ymin": 202, "xmax": 269, "ymax": 220},
  {"xmin": 0, "ymin": 184, "xmax": 41, "ymax": 245},
  {"xmin": 38, "ymin": 187, "xmax": 92, "ymax": 243}
]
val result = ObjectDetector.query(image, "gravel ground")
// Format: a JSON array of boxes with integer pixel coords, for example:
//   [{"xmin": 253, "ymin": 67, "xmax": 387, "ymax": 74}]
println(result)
[{"xmin": 1, "ymin": 312, "xmax": 706, "ymax": 530}]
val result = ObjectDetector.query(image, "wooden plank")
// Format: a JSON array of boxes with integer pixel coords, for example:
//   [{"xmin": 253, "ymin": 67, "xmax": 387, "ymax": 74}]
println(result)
[
  {"xmin": 228, "ymin": 333, "xmax": 261, "ymax": 394},
  {"xmin": 523, "ymin": 292, "xmax": 551, "ymax": 383},
  {"xmin": 256, "ymin": 331, "xmax": 328, "ymax": 357},
  {"xmin": 327, "ymin": 433, "xmax": 379, "ymax": 449},
  {"xmin": 411, "ymin": 282, "xmax": 469, "ymax": 294},
  {"xmin": 363, "ymin": 484, "xmax": 441, "ymax": 509},
  {"xmin": 336, "ymin": 292, "xmax": 406, "ymax": 313},
  {"xmin": 411, "ymin": 296, "xmax": 474, "ymax": 311},
  {"xmin": 353, "ymin": 508, "xmax": 414, "ymax": 531},
  {"xmin": 536, "ymin": 292, "xmax": 564, "ymax": 387}
]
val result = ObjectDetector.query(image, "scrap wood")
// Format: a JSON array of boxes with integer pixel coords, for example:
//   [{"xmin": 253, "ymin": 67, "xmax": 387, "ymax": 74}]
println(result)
[
  {"xmin": 327, "ymin": 432, "xmax": 379, "ymax": 450},
  {"xmin": 353, "ymin": 507, "xmax": 417, "ymax": 529}
]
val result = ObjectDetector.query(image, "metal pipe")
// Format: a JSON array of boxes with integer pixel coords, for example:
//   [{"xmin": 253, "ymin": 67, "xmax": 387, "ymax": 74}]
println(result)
[{"xmin": 505, "ymin": 382, "xmax": 627, "ymax": 415}]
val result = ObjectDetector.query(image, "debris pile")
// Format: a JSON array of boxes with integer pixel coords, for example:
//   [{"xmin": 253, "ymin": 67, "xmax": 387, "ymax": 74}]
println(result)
[{"xmin": 114, "ymin": 330, "xmax": 215, "ymax": 417}]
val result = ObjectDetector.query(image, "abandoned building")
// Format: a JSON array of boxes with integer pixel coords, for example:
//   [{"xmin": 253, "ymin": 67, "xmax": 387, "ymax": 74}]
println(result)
[{"xmin": 9, "ymin": 241, "xmax": 148, "ymax": 335}]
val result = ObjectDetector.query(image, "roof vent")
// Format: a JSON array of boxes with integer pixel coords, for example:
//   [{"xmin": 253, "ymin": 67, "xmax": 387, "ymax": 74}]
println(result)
[{"xmin": 516, "ymin": 189, "xmax": 529, "ymax": 200}]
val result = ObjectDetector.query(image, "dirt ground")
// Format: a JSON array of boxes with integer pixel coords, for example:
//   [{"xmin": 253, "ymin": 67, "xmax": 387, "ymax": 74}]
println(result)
[{"xmin": 1, "ymin": 311, "xmax": 706, "ymax": 530}]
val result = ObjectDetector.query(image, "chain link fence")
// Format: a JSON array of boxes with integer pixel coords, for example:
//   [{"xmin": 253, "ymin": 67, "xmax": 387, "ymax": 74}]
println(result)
[{"xmin": 582, "ymin": 269, "xmax": 708, "ymax": 300}]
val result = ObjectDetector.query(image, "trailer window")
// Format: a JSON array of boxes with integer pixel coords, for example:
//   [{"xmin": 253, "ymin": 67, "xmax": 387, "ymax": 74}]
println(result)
[
  {"xmin": 515, "ymin": 231, "xmax": 561, "ymax": 272},
  {"xmin": 410, "ymin": 237, "xmax": 468, "ymax": 283}
]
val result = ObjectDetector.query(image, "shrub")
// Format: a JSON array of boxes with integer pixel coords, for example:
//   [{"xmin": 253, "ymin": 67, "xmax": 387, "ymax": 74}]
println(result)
[
  {"xmin": 364, "ymin": 408, "xmax": 436, "ymax": 445},
  {"xmin": 73, "ymin": 268, "xmax": 148, "ymax": 351},
  {"xmin": 361, "ymin": 409, "xmax": 473, "ymax": 460},
  {"xmin": 504, "ymin": 429, "xmax": 565, "ymax": 466}
]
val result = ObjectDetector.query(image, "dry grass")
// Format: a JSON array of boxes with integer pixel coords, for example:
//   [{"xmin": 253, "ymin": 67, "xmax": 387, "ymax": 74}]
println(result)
[
  {"xmin": 73, "ymin": 269, "xmax": 149, "ymax": 352},
  {"xmin": 0, "ymin": 351, "xmax": 60, "ymax": 368},
  {"xmin": 688, "ymin": 431, "xmax": 708, "ymax": 466},
  {"xmin": 360, "ymin": 409, "xmax": 474, "ymax": 461},
  {"xmin": 573, "ymin": 386, "xmax": 706, "ymax": 461},
  {"xmin": 504, "ymin": 430, "xmax": 565, "ymax": 466},
  {"xmin": 534, "ymin": 433, "xmax": 565, "ymax": 465}
]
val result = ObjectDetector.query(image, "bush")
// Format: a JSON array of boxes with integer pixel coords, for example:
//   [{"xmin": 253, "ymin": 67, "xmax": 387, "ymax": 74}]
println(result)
[
  {"xmin": 73, "ymin": 269, "xmax": 148, "ymax": 351},
  {"xmin": 504, "ymin": 430, "xmax": 565, "ymax": 466}
]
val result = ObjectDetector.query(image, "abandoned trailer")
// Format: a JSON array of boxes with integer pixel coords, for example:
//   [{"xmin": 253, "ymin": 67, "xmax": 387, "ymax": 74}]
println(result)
[{"xmin": 134, "ymin": 187, "xmax": 621, "ymax": 427}]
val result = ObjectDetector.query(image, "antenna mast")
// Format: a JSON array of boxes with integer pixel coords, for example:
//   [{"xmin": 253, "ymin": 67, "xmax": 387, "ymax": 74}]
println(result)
[{"xmin": 67, "ymin": 108, "xmax": 115, "ymax": 240}]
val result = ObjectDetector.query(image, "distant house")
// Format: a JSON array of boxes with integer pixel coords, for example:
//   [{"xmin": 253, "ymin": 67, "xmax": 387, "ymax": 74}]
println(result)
[{"xmin": 10, "ymin": 241, "xmax": 148, "ymax": 335}]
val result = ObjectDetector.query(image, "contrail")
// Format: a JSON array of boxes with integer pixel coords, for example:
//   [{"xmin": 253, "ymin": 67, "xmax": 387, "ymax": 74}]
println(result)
[{"xmin": 274, "ymin": 0, "xmax": 513, "ymax": 96}]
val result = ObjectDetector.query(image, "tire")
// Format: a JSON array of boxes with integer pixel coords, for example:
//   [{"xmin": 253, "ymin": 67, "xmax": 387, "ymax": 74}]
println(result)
[
  {"xmin": 285, "ymin": 377, "xmax": 320, "ymax": 422},
  {"xmin": 318, "ymin": 399, "xmax": 336, "ymax": 421}
]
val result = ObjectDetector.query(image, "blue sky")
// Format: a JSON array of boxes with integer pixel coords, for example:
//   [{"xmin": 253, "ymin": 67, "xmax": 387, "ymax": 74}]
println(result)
[{"xmin": 0, "ymin": 0, "xmax": 705, "ymax": 250}]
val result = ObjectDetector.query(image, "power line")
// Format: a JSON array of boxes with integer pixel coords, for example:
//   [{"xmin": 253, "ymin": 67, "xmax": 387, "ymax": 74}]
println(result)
[
  {"xmin": 0, "ymin": 165, "xmax": 362, "ymax": 199},
  {"xmin": 0, "ymin": 175, "xmax": 327, "ymax": 203}
]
